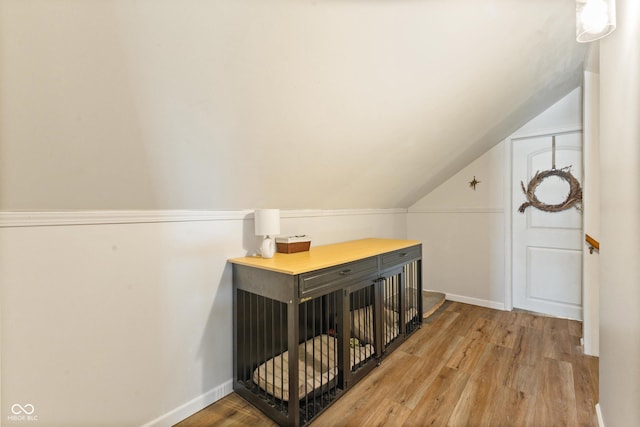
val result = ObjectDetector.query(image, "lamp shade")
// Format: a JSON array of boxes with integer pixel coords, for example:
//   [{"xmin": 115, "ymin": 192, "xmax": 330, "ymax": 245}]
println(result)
[
  {"xmin": 576, "ymin": 0, "xmax": 616, "ymax": 42},
  {"xmin": 254, "ymin": 209, "xmax": 280, "ymax": 236}
]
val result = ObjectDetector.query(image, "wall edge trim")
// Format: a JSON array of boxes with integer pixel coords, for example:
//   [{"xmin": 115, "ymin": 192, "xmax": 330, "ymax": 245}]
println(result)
[
  {"xmin": 0, "ymin": 208, "xmax": 407, "ymax": 228},
  {"xmin": 283, "ymin": 208, "xmax": 407, "ymax": 218},
  {"xmin": 595, "ymin": 403, "xmax": 605, "ymax": 427},
  {"xmin": 408, "ymin": 208, "xmax": 504, "ymax": 214},
  {"xmin": 445, "ymin": 293, "xmax": 506, "ymax": 311},
  {"xmin": 140, "ymin": 379, "xmax": 233, "ymax": 427}
]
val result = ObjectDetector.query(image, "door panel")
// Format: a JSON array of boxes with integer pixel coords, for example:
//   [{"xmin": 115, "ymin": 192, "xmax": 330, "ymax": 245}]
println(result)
[
  {"xmin": 527, "ymin": 247, "xmax": 582, "ymax": 305},
  {"xmin": 512, "ymin": 132, "xmax": 583, "ymax": 319}
]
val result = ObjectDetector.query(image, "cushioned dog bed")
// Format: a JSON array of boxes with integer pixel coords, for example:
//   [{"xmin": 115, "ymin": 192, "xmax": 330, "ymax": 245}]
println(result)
[
  {"xmin": 351, "ymin": 306, "xmax": 419, "ymax": 345},
  {"xmin": 253, "ymin": 334, "xmax": 375, "ymax": 401}
]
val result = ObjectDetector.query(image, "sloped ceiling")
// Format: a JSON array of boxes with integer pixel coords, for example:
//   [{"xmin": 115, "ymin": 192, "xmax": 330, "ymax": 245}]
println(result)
[{"xmin": 0, "ymin": 0, "xmax": 586, "ymax": 210}]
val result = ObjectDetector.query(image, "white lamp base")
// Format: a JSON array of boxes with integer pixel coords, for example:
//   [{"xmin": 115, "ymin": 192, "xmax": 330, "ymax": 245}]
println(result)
[{"xmin": 259, "ymin": 236, "xmax": 276, "ymax": 258}]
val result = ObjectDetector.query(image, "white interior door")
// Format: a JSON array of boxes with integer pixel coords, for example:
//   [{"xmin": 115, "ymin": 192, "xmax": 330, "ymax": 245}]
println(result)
[{"xmin": 512, "ymin": 132, "xmax": 583, "ymax": 320}]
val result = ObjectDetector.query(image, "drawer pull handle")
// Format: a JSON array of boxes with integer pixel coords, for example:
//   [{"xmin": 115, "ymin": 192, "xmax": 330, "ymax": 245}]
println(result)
[
  {"xmin": 340, "ymin": 269, "xmax": 353, "ymax": 275},
  {"xmin": 399, "ymin": 252, "xmax": 408, "ymax": 257}
]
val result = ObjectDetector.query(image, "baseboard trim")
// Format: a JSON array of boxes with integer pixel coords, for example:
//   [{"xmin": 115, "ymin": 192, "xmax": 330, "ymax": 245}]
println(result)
[
  {"xmin": 596, "ymin": 403, "xmax": 605, "ymax": 427},
  {"xmin": 140, "ymin": 380, "xmax": 233, "ymax": 427},
  {"xmin": 445, "ymin": 293, "xmax": 506, "ymax": 311},
  {"xmin": 0, "ymin": 208, "xmax": 407, "ymax": 228}
]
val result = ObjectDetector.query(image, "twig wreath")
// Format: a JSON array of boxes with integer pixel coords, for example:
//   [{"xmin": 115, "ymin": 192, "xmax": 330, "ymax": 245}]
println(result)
[{"xmin": 518, "ymin": 166, "xmax": 583, "ymax": 213}]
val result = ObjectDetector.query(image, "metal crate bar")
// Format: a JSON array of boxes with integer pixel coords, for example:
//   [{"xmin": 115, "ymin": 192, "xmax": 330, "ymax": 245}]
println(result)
[
  {"xmin": 299, "ymin": 292, "xmax": 341, "ymax": 424},
  {"xmin": 237, "ymin": 290, "xmax": 289, "ymax": 413},
  {"xmin": 404, "ymin": 261, "xmax": 421, "ymax": 335},
  {"xmin": 349, "ymin": 284, "xmax": 376, "ymax": 371},
  {"xmin": 383, "ymin": 274, "xmax": 401, "ymax": 346}
]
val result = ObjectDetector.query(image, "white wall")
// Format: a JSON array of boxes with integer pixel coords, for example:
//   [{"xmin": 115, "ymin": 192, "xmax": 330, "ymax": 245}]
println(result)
[
  {"xmin": 582, "ymin": 69, "xmax": 600, "ymax": 356},
  {"xmin": 0, "ymin": 209, "xmax": 406, "ymax": 426},
  {"xmin": 513, "ymin": 86, "xmax": 582, "ymax": 137},
  {"xmin": 408, "ymin": 143, "xmax": 506, "ymax": 309},
  {"xmin": 0, "ymin": 0, "xmax": 585, "ymax": 211},
  {"xmin": 408, "ymin": 88, "xmax": 582, "ymax": 310},
  {"xmin": 598, "ymin": 0, "xmax": 640, "ymax": 423}
]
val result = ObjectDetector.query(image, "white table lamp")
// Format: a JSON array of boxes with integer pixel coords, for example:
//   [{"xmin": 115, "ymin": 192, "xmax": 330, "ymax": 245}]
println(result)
[{"xmin": 254, "ymin": 209, "xmax": 280, "ymax": 258}]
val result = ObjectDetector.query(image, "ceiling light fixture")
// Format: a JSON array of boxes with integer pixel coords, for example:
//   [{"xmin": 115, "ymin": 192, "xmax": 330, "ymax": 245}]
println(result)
[{"xmin": 576, "ymin": 0, "xmax": 616, "ymax": 42}]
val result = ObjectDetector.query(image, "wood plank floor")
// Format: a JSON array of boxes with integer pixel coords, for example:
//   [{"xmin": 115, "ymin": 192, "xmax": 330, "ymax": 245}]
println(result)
[{"xmin": 175, "ymin": 302, "xmax": 599, "ymax": 426}]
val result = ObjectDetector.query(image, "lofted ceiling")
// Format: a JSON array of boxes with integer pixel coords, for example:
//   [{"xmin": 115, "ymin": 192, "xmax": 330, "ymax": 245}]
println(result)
[{"xmin": 0, "ymin": 0, "xmax": 586, "ymax": 210}]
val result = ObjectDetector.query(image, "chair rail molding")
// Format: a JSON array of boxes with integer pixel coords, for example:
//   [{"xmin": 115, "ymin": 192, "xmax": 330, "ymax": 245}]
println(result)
[{"xmin": 0, "ymin": 208, "xmax": 407, "ymax": 228}]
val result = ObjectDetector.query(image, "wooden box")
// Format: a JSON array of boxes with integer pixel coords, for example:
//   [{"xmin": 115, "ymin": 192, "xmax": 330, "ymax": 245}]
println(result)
[{"xmin": 275, "ymin": 236, "xmax": 311, "ymax": 254}]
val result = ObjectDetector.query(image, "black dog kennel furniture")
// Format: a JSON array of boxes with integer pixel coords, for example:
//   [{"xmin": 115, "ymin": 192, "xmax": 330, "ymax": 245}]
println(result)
[{"xmin": 230, "ymin": 238, "xmax": 422, "ymax": 426}]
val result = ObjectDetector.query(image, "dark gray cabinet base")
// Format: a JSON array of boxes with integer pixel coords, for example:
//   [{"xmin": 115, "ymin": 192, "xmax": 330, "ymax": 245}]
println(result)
[{"xmin": 232, "ymin": 245, "xmax": 422, "ymax": 426}]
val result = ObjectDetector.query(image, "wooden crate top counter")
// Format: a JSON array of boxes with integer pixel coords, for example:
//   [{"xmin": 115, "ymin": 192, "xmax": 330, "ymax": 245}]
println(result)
[{"xmin": 228, "ymin": 238, "xmax": 421, "ymax": 275}]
